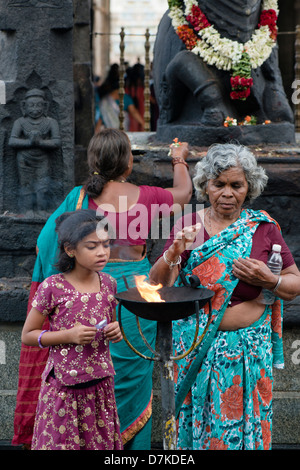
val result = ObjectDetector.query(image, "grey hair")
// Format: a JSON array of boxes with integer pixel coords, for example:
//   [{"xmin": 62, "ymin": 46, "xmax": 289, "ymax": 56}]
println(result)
[{"xmin": 193, "ymin": 143, "xmax": 268, "ymax": 203}]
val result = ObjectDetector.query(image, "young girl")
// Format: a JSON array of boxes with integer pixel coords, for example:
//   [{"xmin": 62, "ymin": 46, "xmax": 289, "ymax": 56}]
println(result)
[{"xmin": 21, "ymin": 210, "xmax": 123, "ymax": 450}]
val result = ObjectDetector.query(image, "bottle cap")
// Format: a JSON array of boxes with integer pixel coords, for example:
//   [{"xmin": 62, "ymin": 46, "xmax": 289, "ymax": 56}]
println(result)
[{"xmin": 272, "ymin": 244, "xmax": 281, "ymax": 252}]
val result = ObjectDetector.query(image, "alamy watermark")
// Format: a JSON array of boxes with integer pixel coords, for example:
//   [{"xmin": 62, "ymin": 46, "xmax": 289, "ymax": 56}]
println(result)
[
  {"xmin": 0, "ymin": 81, "xmax": 5, "ymax": 105},
  {"xmin": 95, "ymin": 199, "xmax": 205, "ymax": 250},
  {"xmin": 0, "ymin": 340, "xmax": 5, "ymax": 364},
  {"xmin": 291, "ymin": 80, "xmax": 300, "ymax": 105},
  {"xmin": 291, "ymin": 340, "xmax": 300, "ymax": 365}
]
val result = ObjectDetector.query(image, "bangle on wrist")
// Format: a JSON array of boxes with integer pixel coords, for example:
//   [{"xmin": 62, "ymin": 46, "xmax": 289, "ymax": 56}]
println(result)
[
  {"xmin": 163, "ymin": 250, "xmax": 182, "ymax": 269},
  {"xmin": 272, "ymin": 275, "xmax": 282, "ymax": 292},
  {"xmin": 171, "ymin": 157, "xmax": 189, "ymax": 170},
  {"xmin": 38, "ymin": 330, "xmax": 48, "ymax": 349}
]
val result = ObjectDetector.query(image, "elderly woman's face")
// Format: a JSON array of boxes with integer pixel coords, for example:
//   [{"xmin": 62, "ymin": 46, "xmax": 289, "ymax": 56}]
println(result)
[{"xmin": 207, "ymin": 167, "xmax": 248, "ymax": 218}]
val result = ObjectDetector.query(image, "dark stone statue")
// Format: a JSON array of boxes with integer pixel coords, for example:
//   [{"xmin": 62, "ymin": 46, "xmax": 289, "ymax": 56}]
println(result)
[
  {"xmin": 9, "ymin": 88, "xmax": 61, "ymax": 213},
  {"xmin": 153, "ymin": 0, "xmax": 295, "ymax": 145}
]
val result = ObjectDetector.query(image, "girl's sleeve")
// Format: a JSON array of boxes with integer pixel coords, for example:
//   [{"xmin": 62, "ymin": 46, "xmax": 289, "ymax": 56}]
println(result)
[
  {"xmin": 31, "ymin": 279, "xmax": 57, "ymax": 316},
  {"xmin": 107, "ymin": 276, "xmax": 118, "ymax": 312}
]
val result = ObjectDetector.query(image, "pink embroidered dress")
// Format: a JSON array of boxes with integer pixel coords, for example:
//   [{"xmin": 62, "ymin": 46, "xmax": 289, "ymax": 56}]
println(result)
[{"xmin": 31, "ymin": 272, "xmax": 123, "ymax": 450}]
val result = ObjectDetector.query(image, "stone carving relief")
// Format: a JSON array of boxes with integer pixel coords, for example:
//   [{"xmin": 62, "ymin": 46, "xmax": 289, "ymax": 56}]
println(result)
[{"xmin": 8, "ymin": 88, "xmax": 61, "ymax": 214}]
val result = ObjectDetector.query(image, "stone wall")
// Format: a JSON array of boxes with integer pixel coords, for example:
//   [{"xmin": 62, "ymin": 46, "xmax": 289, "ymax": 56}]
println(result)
[{"xmin": 1, "ymin": 143, "xmax": 300, "ymax": 449}]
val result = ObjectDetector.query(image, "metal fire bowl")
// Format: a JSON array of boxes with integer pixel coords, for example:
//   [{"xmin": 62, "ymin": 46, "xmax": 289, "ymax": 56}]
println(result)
[{"xmin": 115, "ymin": 286, "xmax": 214, "ymax": 322}]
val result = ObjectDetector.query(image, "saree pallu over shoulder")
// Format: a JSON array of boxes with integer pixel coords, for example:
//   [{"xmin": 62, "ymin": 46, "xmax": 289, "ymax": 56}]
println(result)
[
  {"xmin": 173, "ymin": 209, "xmax": 284, "ymax": 421},
  {"xmin": 34, "ymin": 186, "xmax": 88, "ymax": 282}
]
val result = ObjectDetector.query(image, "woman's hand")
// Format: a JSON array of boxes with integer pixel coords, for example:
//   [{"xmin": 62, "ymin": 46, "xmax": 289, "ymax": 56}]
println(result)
[
  {"xmin": 169, "ymin": 141, "xmax": 189, "ymax": 160},
  {"xmin": 149, "ymin": 223, "xmax": 202, "ymax": 287},
  {"xmin": 104, "ymin": 321, "xmax": 123, "ymax": 343},
  {"xmin": 170, "ymin": 223, "xmax": 202, "ymax": 256},
  {"xmin": 232, "ymin": 257, "xmax": 278, "ymax": 289}
]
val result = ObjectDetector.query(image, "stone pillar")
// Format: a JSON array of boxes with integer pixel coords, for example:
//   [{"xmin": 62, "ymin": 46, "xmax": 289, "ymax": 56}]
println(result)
[
  {"xmin": 0, "ymin": 0, "xmax": 75, "ymax": 215},
  {"xmin": 0, "ymin": 0, "xmax": 76, "ymax": 446},
  {"xmin": 92, "ymin": 0, "xmax": 111, "ymax": 79},
  {"xmin": 73, "ymin": 0, "xmax": 94, "ymax": 185}
]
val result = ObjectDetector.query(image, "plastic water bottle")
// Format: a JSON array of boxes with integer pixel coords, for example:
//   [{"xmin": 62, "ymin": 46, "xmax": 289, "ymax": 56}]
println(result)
[{"xmin": 261, "ymin": 244, "xmax": 283, "ymax": 305}]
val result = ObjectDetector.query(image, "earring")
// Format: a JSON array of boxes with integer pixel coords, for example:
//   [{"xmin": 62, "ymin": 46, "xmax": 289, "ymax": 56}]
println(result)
[{"xmin": 68, "ymin": 253, "xmax": 74, "ymax": 258}]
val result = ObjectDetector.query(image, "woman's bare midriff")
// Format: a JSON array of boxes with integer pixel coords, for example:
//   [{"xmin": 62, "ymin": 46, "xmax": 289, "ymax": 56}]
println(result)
[
  {"xmin": 218, "ymin": 298, "xmax": 266, "ymax": 331},
  {"xmin": 110, "ymin": 244, "xmax": 145, "ymax": 261}
]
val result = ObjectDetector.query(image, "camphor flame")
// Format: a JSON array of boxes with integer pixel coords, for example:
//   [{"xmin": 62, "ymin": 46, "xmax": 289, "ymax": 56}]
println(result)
[{"xmin": 135, "ymin": 275, "xmax": 165, "ymax": 303}]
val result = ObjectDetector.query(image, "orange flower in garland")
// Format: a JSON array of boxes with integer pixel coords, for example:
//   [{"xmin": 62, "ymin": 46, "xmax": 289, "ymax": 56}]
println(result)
[
  {"xmin": 168, "ymin": 0, "xmax": 279, "ymax": 101},
  {"xmin": 176, "ymin": 25, "xmax": 198, "ymax": 50}
]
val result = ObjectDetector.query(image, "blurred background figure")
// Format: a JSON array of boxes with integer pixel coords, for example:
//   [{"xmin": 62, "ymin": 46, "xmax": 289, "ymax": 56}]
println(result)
[{"xmin": 95, "ymin": 63, "xmax": 144, "ymax": 133}]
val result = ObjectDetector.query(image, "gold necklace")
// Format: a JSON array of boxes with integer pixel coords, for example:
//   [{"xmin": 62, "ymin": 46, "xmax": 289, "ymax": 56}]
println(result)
[
  {"xmin": 206, "ymin": 206, "xmax": 241, "ymax": 236},
  {"xmin": 109, "ymin": 177, "xmax": 126, "ymax": 183},
  {"xmin": 205, "ymin": 207, "xmax": 214, "ymax": 237}
]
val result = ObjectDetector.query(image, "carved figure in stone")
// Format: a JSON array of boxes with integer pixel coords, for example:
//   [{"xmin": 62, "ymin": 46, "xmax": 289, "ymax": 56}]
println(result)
[
  {"xmin": 153, "ymin": 0, "xmax": 294, "ymax": 127},
  {"xmin": 9, "ymin": 88, "xmax": 61, "ymax": 213}
]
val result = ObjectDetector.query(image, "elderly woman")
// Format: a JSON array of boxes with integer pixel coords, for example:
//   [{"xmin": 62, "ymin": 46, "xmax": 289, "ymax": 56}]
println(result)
[{"xmin": 150, "ymin": 143, "xmax": 300, "ymax": 450}]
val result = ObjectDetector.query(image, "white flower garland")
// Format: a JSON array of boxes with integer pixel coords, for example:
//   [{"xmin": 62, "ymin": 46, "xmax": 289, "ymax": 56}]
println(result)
[{"xmin": 169, "ymin": 0, "xmax": 278, "ymax": 71}]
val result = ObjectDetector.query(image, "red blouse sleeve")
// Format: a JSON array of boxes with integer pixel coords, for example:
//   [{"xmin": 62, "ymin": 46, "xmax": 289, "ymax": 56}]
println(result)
[
  {"xmin": 254, "ymin": 222, "xmax": 295, "ymax": 269},
  {"xmin": 139, "ymin": 185, "xmax": 174, "ymax": 216}
]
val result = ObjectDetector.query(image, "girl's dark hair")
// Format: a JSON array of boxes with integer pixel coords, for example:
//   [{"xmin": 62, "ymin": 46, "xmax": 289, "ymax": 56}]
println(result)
[
  {"xmin": 54, "ymin": 209, "xmax": 111, "ymax": 272},
  {"xmin": 85, "ymin": 128, "xmax": 131, "ymax": 198}
]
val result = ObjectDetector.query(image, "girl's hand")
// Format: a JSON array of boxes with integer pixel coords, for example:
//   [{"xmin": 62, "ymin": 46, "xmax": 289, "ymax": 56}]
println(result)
[
  {"xmin": 69, "ymin": 324, "xmax": 97, "ymax": 345},
  {"xmin": 104, "ymin": 321, "xmax": 123, "ymax": 343}
]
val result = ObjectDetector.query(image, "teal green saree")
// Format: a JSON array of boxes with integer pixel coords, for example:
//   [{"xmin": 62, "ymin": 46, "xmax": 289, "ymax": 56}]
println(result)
[{"xmin": 173, "ymin": 209, "xmax": 284, "ymax": 450}]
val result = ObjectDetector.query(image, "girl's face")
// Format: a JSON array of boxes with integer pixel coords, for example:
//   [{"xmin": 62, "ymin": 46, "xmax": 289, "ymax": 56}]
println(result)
[{"xmin": 67, "ymin": 229, "xmax": 110, "ymax": 272}]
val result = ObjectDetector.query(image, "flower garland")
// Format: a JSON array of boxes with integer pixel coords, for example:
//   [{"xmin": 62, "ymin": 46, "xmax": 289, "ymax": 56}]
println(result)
[{"xmin": 168, "ymin": 0, "xmax": 278, "ymax": 100}]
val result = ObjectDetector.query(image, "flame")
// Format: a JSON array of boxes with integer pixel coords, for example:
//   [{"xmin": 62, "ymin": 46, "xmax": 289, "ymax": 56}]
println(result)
[{"xmin": 135, "ymin": 275, "xmax": 165, "ymax": 303}]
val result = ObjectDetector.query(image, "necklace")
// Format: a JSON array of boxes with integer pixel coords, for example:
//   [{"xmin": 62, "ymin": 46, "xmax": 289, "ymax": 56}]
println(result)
[
  {"xmin": 168, "ymin": 0, "xmax": 278, "ymax": 100},
  {"xmin": 205, "ymin": 207, "xmax": 214, "ymax": 237},
  {"xmin": 109, "ymin": 177, "xmax": 126, "ymax": 183},
  {"xmin": 205, "ymin": 206, "xmax": 241, "ymax": 236}
]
